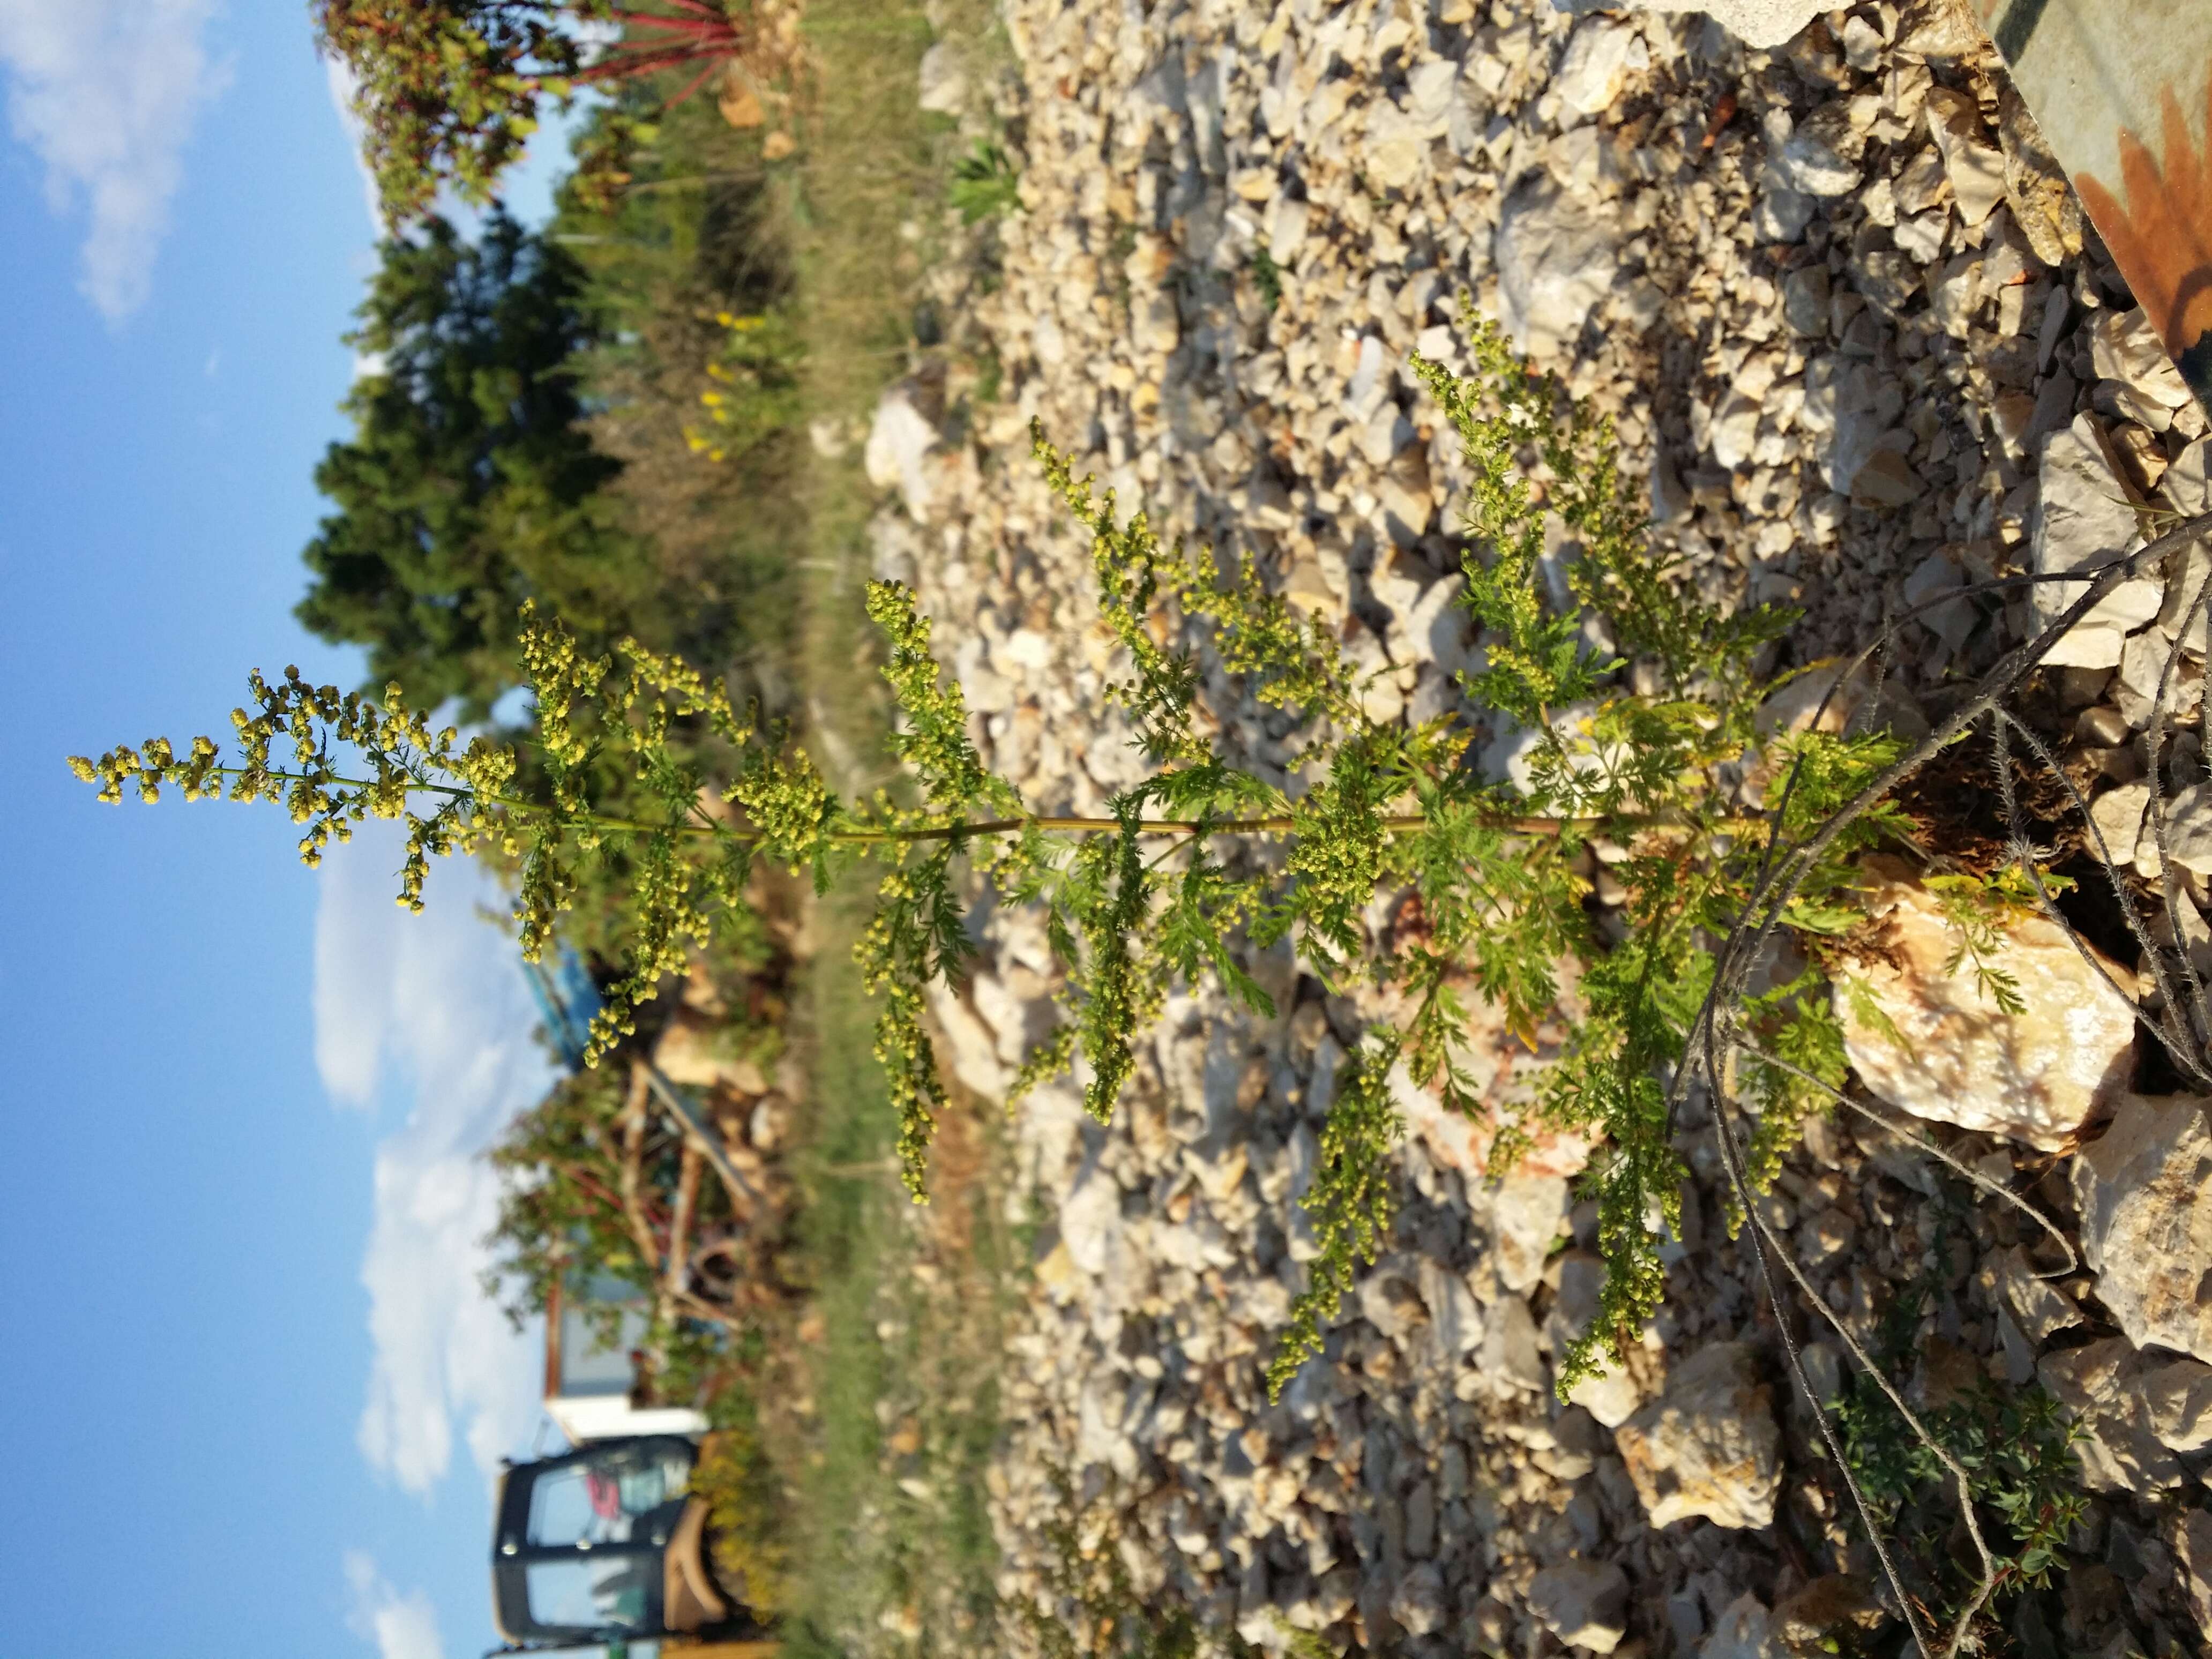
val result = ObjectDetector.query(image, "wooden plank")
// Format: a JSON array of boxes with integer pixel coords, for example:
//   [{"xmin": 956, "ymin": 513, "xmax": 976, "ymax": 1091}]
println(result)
[{"xmin": 666, "ymin": 1141, "xmax": 704, "ymax": 1298}]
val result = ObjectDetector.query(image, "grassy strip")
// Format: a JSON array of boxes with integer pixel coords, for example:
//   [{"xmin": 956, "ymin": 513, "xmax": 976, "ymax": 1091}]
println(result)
[{"xmin": 772, "ymin": 0, "xmax": 1016, "ymax": 1648}]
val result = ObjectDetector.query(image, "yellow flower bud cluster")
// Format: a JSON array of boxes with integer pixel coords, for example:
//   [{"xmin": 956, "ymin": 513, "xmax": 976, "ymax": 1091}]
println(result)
[
  {"xmin": 71, "ymin": 654, "xmax": 526, "ymax": 903},
  {"xmin": 610, "ymin": 634, "xmax": 752, "ymax": 754},
  {"xmin": 854, "ymin": 856, "xmax": 959, "ymax": 1202},
  {"xmin": 727, "ymin": 748, "xmax": 834, "ymax": 876},
  {"xmin": 68, "ymin": 734, "xmax": 223, "ymax": 805},
  {"xmin": 862, "ymin": 581, "xmax": 1021, "ymax": 822},
  {"xmin": 516, "ymin": 600, "xmax": 605, "ymax": 816}
]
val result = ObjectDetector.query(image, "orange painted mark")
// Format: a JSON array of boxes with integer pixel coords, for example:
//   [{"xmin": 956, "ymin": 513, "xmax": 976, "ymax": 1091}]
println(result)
[
  {"xmin": 2075, "ymin": 65, "xmax": 2212, "ymax": 374},
  {"xmin": 1700, "ymin": 91, "xmax": 1738, "ymax": 152}
]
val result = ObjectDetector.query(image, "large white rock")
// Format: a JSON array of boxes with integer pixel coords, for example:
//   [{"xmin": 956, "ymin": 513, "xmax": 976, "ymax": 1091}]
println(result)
[
  {"xmin": 1362, "ymin": 101, "xmax": 1430, "ymax": 193},
  {"xmin": 864, "ymin": 383, "xmax": 944, "ymax": 520},
  {"xmin": 1708, "ymin": 391, "xmax": 1762, "ymax": 470},
  {"xmin": 1548, "ymin": 1251, "xmax": 1658, "ymax": 1425},
  {"xmin": 1834, "ymin": 856, "xmax": 2137, "ymax": 1150},
  {"xmin": 1563, "ymin": 0, "xmax": 1823, "ymax": 49},
  {"xmin": 1417, "ymin": 1255, "xmax": 1483, "ymax": 1362},
  {"xmin": 1986, "ymin": 1243, "xmax": 2084, "ymax": 1343},
  {"xmin": 1403, "ymin": 59, "xmax": 1461, "ymax": 130},
  {"xmin": 915, "ymin": 41, "xmax": 966, "ymax": 114},
  {"xmin": 1902, "ymin": 550, "xmax": 1975, "ymax": 653},
  {"xmin": 2171, "ymin": 436, "xmax": 2212, "ymax": 515},
  {"xmin": 2109, "ymin": 627, "xmax": 2205, "ymax": 730},
  {"xmin": 2148, "ymin": 783, "xmax": 2212, "ymax": 875},
  {"xmin": 1924, "ymin": 88, "xmax": 2007, "ymax": 227},
  {"xmin": 2093, "ymin": 308, "xmax": 2197, "ymax": 417},
  {"xmin": 1567, "ymin": 1351, "xmax": 1648, "ymax": 1429},
  {"xmin": 2073, "ymin": 1093, "xmax": 2212, "ymax": 1364},
  {"xmin": 1479, "ymin": 1295, "xmax": 1545, "ymax": 1392},
  {"xmin": 1490, "ymin": 1169, "xmax": 1572, "ymax": 1294},
  {"xmin": 2141, "ymin": 1356, "xmax": 2212, "ymax": 1451},
  {"xmin": 1528, "ymin": 1558, "xmax": 1630, "ymax": 1654},
  {"xmin": 2037, "ymin": 1335, "xmax": 2189, "ymax": 1491},
  {"xmin": 1057, "ymin": 1155, "xmax": 1123, "ymax": 1277},
  {"xmin": 1615, "ymin": 1342, "xmax": 1781, "ymax": 1530},
  {"xmin": 1553, "ymin": 19, "xmax": 1639, "ymax": 117},
  {"xmin": 1356, "ymin": 1254, "xmax": 1432, "ymax": 1344},
  {"xmin": 2032, "ymin": 413, "xmax": 2157, "ymax": 668},
  {"xmin": 1494, "ymin": 174, "xmax": 1620, "ymax": 358},
  {"xmin": 1753, "ymin": 158, "xmax": 1815, "ymax": 242},
  {"xmin": 1266, "ymin": 195, "xmax": 1309, "ymax": 267},
  {"xmin": 1774, "ymin": 101, "xmax": 1862, "ymax": 197}
]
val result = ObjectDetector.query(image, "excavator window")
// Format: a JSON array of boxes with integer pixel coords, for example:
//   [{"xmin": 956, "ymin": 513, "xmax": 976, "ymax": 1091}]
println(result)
[
  {"xmin": 524, "ymin": 1555, "xmax": 654, "ymax": 1630},
  {"xmin": 526, "ymin": 1448, "xmax": 692, "ymax": 1547}
]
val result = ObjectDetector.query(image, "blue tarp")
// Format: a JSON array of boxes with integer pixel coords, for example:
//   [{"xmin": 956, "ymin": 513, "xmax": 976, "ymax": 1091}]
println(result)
[{"xmin": 522, "ymin": 945, "xmax": 602, "ymax": 1073}]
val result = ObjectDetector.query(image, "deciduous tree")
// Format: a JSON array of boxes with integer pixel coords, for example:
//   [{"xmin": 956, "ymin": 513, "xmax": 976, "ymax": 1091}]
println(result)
[{"xmin": 315, "ymin": 0, "xmax": 752, "ymax": 223}]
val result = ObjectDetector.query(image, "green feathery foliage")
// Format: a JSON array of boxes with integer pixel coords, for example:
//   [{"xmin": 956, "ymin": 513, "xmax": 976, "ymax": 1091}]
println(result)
[
  {"xmin": 948, "ymin": 140, "xmax": 1022, "ymax": 225},
  {"xmin": 1836, "ymin": 1272, "xmax": 2089, "ymax": 1615},
  {"xmin": 78, "ymin": 308, "xmax": 1976, "ymax": 1401},
  {"xmin": 1247, "ymin": 246, "xmax": 1283, "ymax": 313}
]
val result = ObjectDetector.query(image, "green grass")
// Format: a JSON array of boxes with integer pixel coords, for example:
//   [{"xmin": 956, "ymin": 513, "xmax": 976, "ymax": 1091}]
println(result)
[
  {"xmin": 538, "ymin": 1, "xmax": 1019, "ymax": 1638},
  {"xmin": 770, "ymin": 0, "xmax": 1019, "ymax": 1646},
  {"xmin": 776, "ymin": 769, "xmax": 1019, "ymax": 1655}
]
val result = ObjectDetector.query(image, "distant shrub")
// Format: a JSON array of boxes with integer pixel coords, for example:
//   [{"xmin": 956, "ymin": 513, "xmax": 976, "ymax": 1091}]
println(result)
[
  {"xmin": 685, "ymin": 308, "xmax": 805, "ymax": 464},
  {"xmin": 691, "ymin": 1418, "xmax": 795, "ymax": 1618}
]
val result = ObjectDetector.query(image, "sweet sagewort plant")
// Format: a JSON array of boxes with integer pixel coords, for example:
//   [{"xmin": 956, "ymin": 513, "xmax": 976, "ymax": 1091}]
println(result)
[{"xmin": 74, "ymin": 319, "xmax": 1909, "ymax": 1395}]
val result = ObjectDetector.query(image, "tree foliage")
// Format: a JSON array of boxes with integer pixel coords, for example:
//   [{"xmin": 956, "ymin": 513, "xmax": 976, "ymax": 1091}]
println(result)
[
  {"xmin": 484, "ymin": 1062, "xmax": 660, "ymax": 1319},
  {"xmin": 298, "ymin": 211, "xmax": 650, "ymax": 722},
  {"xmin": 313, "ymin": 0, "xmax": 750, "ymax": 225}
]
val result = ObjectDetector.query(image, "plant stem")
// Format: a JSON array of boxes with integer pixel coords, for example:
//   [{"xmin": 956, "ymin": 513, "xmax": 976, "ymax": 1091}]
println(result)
[{"xmin": 208, "ymin": 766, "xmax": 1770, "ymax": 846}]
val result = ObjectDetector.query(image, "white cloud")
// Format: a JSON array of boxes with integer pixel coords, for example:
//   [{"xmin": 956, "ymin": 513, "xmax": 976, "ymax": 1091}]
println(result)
[
  {"xmin": 345, "ymin": 1552, "xmax": 446, "ymax": 1659},
  {"xmin": 0, "ymin": 0, "xmax": 231, "ymax": 321},
  {"xmin": 315, "ymin": 823, "xmax": 557, "ymax": 1495},
  {"xmin": 321, "ymin": 54, "xmax": 384, "ymax": 236}
]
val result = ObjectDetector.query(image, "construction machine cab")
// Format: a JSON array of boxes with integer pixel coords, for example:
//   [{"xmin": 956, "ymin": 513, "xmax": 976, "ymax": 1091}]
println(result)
[{"xmin": 491, "ymin": 1436, "xmax": 759, "ymax": 1650}]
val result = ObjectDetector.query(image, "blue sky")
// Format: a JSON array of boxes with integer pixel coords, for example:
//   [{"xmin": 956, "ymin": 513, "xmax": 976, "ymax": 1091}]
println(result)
[{"xmin": 0, "ymin": 6, "xmax": 578, "ymax": 1657}]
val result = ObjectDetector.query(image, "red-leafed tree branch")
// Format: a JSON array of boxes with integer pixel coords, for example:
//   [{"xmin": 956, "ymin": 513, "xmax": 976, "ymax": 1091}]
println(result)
[{"xmin": 315, "ymin": 1, "xmax": 763, "ymax": 225}]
